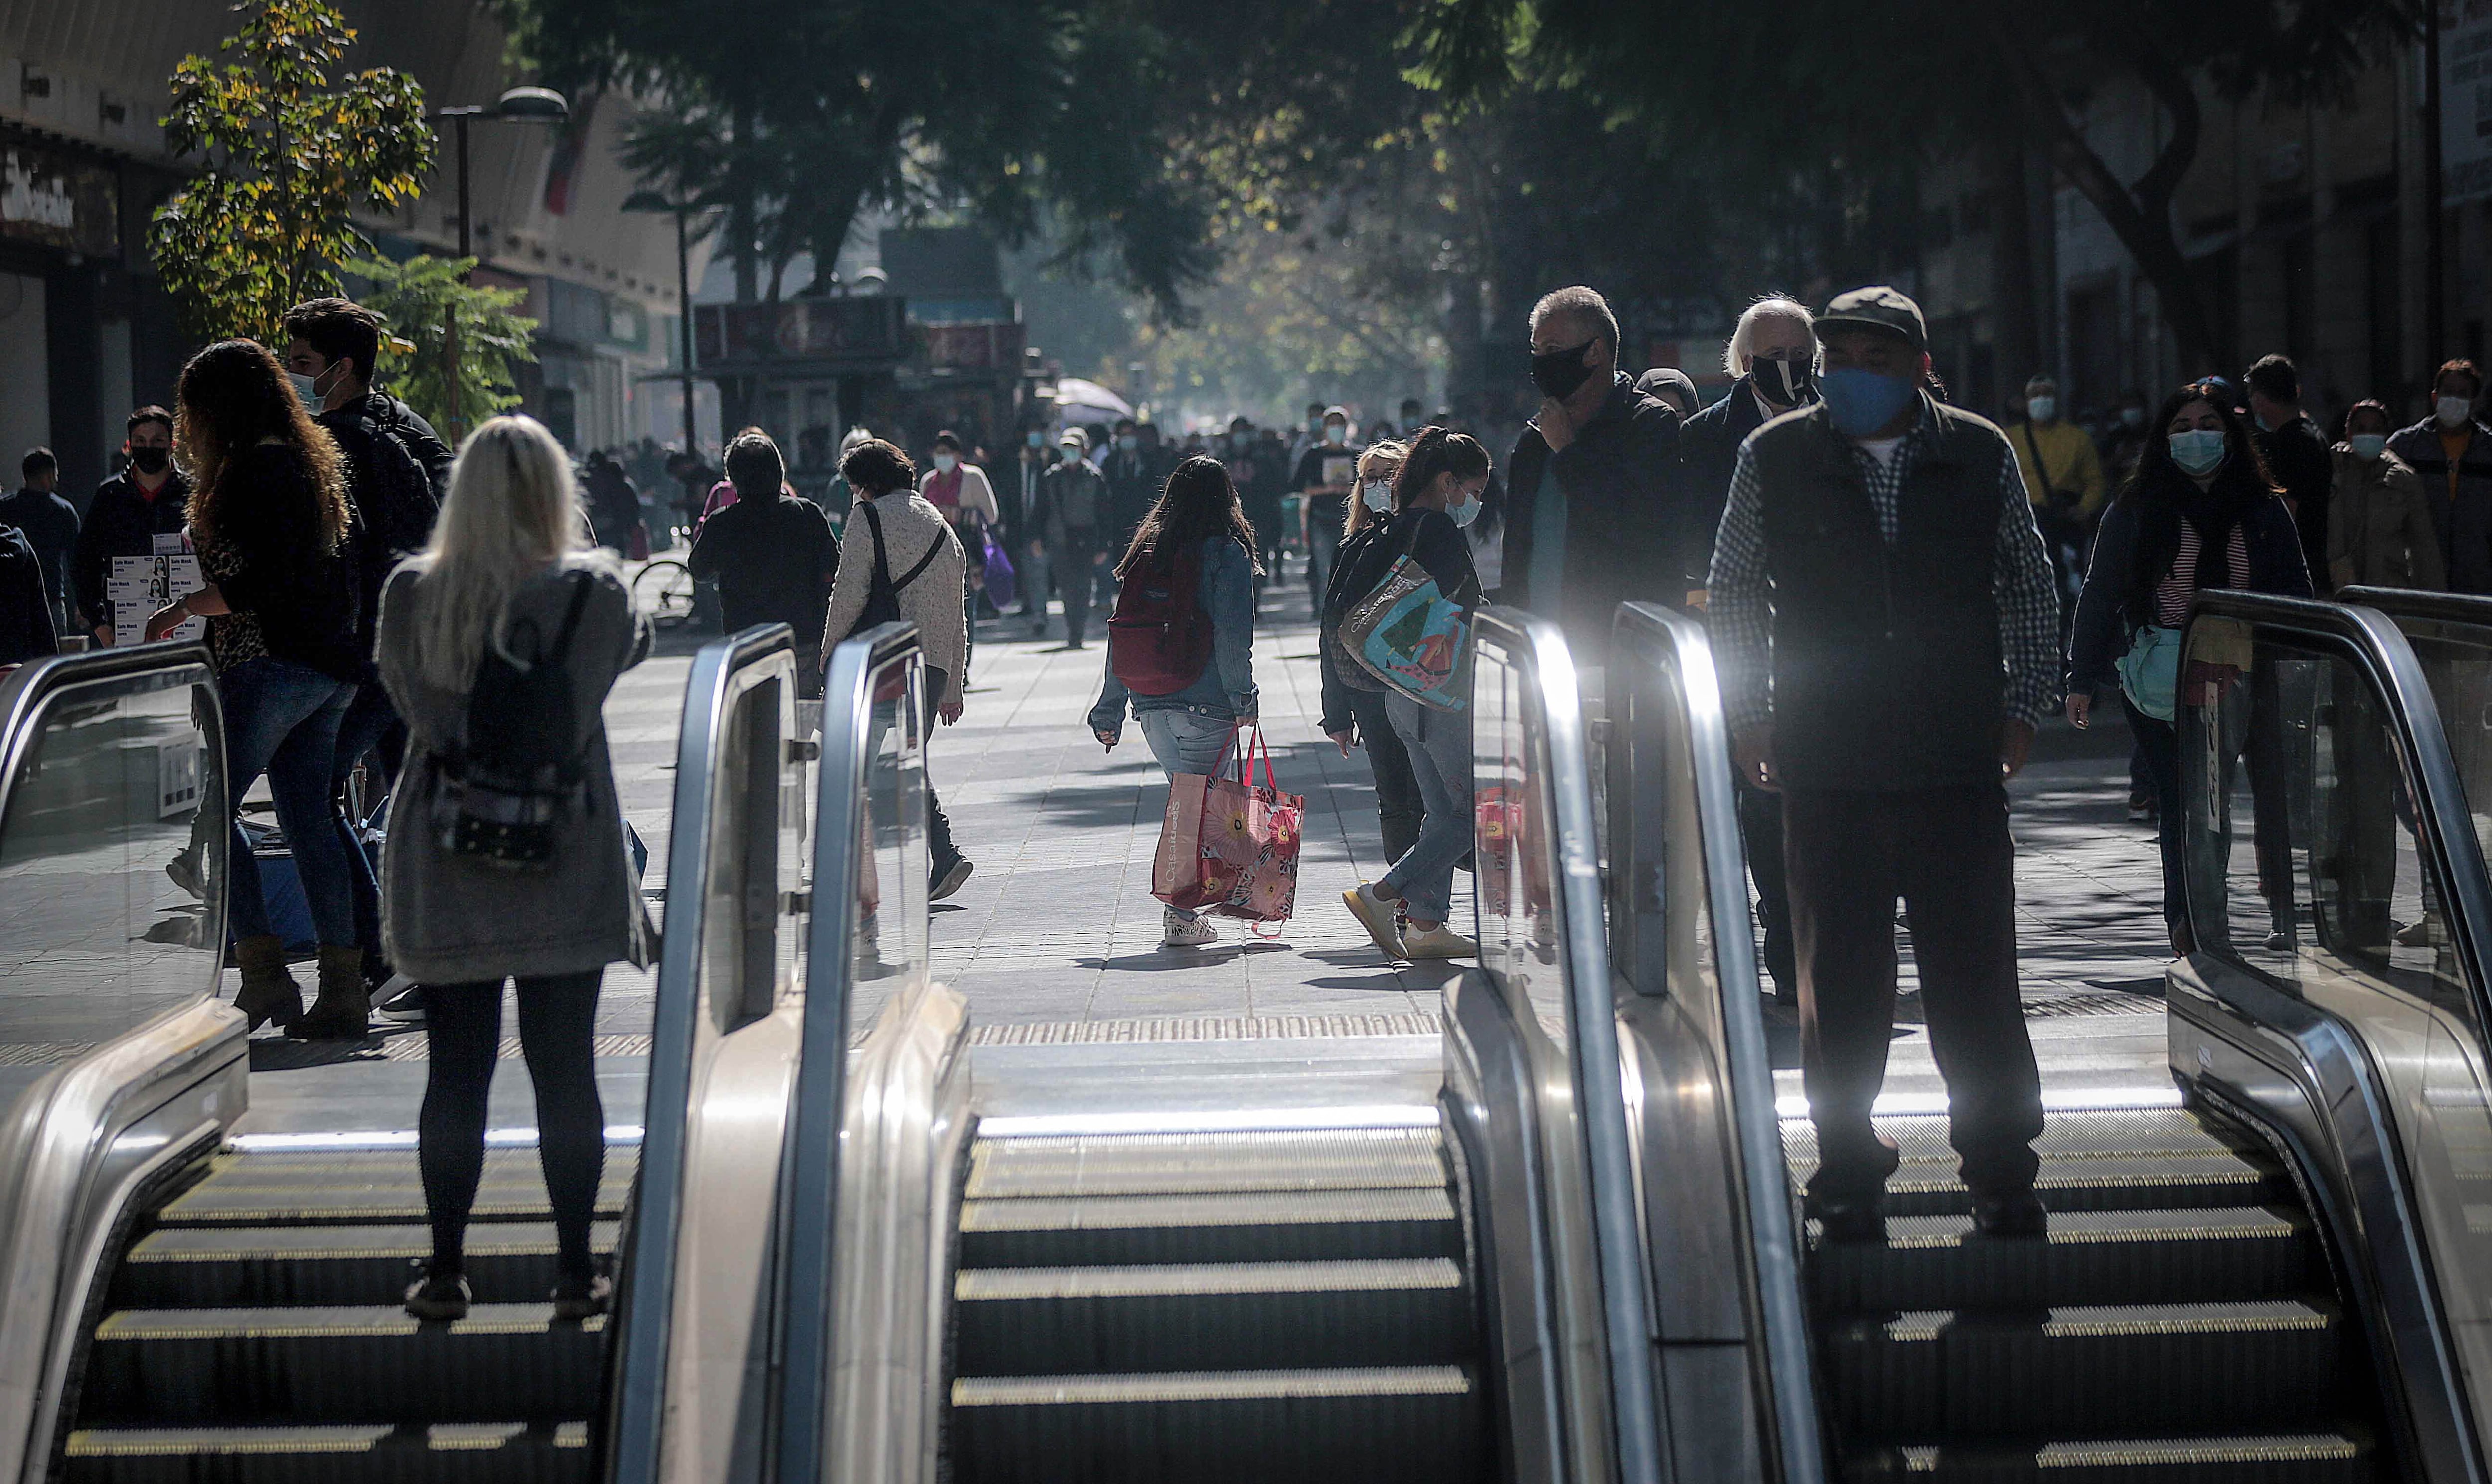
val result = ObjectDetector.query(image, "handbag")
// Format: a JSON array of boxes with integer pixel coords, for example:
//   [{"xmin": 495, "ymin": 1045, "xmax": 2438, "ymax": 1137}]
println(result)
[
  {"xmin": 1150, "ymin": 725, "xmax": 1303, "ymax": 933},
  {"xmin": 2118, "ymin": 623, "xmax": 2182, "ymax": 722},
  {"xmin": 1340, "ymin": 520, "xmax": 1471, "ymax": 710},
  {"xmin": 980, "ymin": 524, "xmax": 1018, "ymax": 610}
]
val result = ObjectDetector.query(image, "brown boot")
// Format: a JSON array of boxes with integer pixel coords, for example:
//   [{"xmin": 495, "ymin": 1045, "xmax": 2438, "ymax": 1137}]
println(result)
[
  {"xmin": 291, "ymin": 945, "xmax": 369, "ymax": 1040},
  {"xmin": 232, "ymin": 934, "xmax": 303, "ymax": 1031}
]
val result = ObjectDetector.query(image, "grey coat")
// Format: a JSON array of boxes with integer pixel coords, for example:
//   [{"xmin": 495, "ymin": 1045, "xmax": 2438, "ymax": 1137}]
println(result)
[{"xmin": 375, "ymin": 554, "xmax": 656, "ymax": 983}]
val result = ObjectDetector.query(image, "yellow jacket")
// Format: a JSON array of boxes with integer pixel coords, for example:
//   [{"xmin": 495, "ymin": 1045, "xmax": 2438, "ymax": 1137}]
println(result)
[{"xmin": 2009, "ymin": 418, "xmax": 2108, "ymax": 520}]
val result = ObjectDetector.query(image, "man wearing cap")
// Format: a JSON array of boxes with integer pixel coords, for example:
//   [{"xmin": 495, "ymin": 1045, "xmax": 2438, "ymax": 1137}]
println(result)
[
  {"xmin": 1036, "ymin": 426, "xmax": 1112, "ymax": 649},
  {"xmin": 1709, "ymin": 286, "xmax": 2059, "ymax": 1242}
]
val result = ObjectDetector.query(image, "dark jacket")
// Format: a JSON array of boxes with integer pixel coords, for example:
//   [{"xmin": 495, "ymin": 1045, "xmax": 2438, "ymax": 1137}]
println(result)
[
  {"xmin": 0, "ymin": 488, "xmax": 78, "ymax": 618},
  {"xmin": 73, "ymin": 470, "xmax": 190, "ymax": 632},
  {"xmin": 2387, "ymin": 417, "xmax": 2492, "ymax": 594},
  {"xmin": 1037, "ymin": 458, "xmax": 1112, "ymax": 554},
  {"xmin": 344, "ymin": 391, "xmax": 454, "ymax": 501},
  {"xmin": 1500, "ymin": 372, "xmax": 1683, "ymax": 646},
  {"xmin": 2066, "ymin": 485, "xmax": 2312, "ymax": 697},
  {"xmin": 1674, "ymin": 377, "xmax": 1779, "ymax": 600},
  {"xmin": 1318, "ymin": 520, "xmax": 1400, "ymax": 734},
  {"xmin": 199, "ymin": 444, "xmax": 365, "ymax": 682},
  {"xmin": 2254, "ymin": 415, "xmax": 2333, "ymax": 582},
  {"xmin": 685, "ymin": 492, "xmax": 840, "ymax": 653},
  {"xmin": 0, "ymin": 524, "xmax": 59, "ymax": 665},
  {"xmin": 1100, "ymin": 446, "xmax": 1159, "ymax": 551}
]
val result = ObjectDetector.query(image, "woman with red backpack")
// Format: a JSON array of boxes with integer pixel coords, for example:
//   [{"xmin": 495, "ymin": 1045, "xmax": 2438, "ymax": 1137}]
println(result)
[{"xmin": 1088, "ymin": 455, "xmax": 1263, "ymax": 947}]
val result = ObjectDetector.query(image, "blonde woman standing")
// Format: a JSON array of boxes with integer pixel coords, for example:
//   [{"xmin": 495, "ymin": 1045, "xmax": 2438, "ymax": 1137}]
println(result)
[
  {"xmin": 381, "ymin": 416, "xmax": 653, "ymax": 1322},
  {"xmin": 1319, "ymin": 441, "xmax": 1427, "ymax": 863}
]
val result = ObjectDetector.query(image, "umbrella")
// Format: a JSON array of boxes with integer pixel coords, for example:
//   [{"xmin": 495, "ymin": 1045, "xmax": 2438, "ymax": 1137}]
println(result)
[{"xmin": 1053, "ymin": 377, "xmax": 1135, "ymax": 425}]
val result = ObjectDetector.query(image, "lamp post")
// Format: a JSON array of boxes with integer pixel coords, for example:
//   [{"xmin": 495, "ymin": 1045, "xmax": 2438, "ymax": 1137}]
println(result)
[
  {"xmin": 426, "ymin": 86, "xmax": 568, "ymax": 440},
  {"xmin": 623, "ymin": 190, "xmax": 702, "ymax": 490}
]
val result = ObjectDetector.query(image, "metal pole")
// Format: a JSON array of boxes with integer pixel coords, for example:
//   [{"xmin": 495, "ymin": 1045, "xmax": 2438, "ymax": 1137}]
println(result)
[
  {"xmin": 2427, "ymin": 6, "xmax": 2448, "ymax": 368},
  {"xmin": 447, "ymin": 114, "xmax": 471, "ymax": 441},
  {"xmin": 676, "ymin": 208, "xmax": 697, "ymax": 461},
  {"xmin": 455, "ymin": 115, "xmax": 472, "ymax": 264}
]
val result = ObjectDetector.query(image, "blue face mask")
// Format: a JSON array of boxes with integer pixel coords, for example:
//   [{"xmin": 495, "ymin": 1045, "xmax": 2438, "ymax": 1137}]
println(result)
[
  {"xmin": 2170, "ymin": 429, "xmax": 2228, "ymax": 477},
  {"xmin": 2349, "ymin": 433, "xmax": 2389, "ymax": 460},
  {"xmin": 1447, "ymin": 490, "xmax": 1482, "ymax": 528},
  {"xmin": 1818, "ymin": 366, "xmax": 1917, "ymax": 438}
]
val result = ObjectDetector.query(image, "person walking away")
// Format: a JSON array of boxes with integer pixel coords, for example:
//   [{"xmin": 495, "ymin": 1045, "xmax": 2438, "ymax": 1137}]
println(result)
[
  {"xmin": 1089, "ymin": 455, "xmax": 1263, "ymax": 947},
  {"xmin": 1341, "ymin": 428, "xmax": 1492, "ymax": 962},
  {"xmin": 2328, "ymin": 400, "xmax": 2445, "ymax": 594},
  {"xmin": 2244, "ymin": 355, "xmax": 2333, "ymax": 586},
  {"xmin": 0, "ymin": 450, "xmax": 77, "ymax": 637},
  {"xmin": 1293, "ymin": 407, "xmax": 1362, "ymax": 613},
  {"xmin": 581, "ymin": 451, "xmax": 645, "ymax": 554},
  {"xmin": 1009, "ymin": 422, "xmax": 1058, "ymax": 636},
  {"xmin": 688, "ymin": 432, "xmax": 840, "ymax": 693},
  {"xmin": 145, "ymin": 340, "xmax": 367, "ymax": 1038},
  {"xmin": 1500, "ymin": 285, "xmax": 1684, "ymax": 657},
  {"xmin": 1037, "ymin": 428, "xmax": 1111, "ymax": 649},
  {"xmin": 2388, "ymin": 360, "xmax": 2492, "ymax": 594},
  {"xmin": 1677, "ymin": 294, "xmax": 1819, "ymax": 1004},
  {"xmin": 1709, "ymin": 286, "xmax": 2057, "ymax": 1242},
  {"xmin": 74, "ymin": 409, "xmax": 188, "ymax": 646},
  {"xmin": 2008, "ymin": 376, "xmax": 2107, "ymax": 624},
  {"xmin": 820, "ymin": 438, "xmax": 976, "ymax": 900},
  {"xmin": 2067, "ymin": 381, "xmax": 2312, "ymax": 956},
  {"xmin": 920, "ymin": 430, "xmax": 1001, "ymax": 672},
  {"xmin": 384, "ymin": 415, "xmax": 653, "ymax": 1324},
  {"xmin": 1320, "ymin": 441, "xmax": 1426, "ymax": 865},
  {"xmin": 0, "ymin": 516, "xmax": 58, "ymax": 665}
]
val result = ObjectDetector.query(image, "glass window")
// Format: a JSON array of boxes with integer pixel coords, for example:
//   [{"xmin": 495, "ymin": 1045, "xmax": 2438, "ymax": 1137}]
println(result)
[
  {"xmin": 1473, "ymin": 638, "xmax": 1567, "ymax": 1038},
  {"xmin": 850, "ymin": 655, "xmax": 928, "ymax": 1029}
]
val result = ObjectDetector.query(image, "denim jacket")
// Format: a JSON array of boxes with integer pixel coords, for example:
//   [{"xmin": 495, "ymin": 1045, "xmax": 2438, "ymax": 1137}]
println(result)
[{"xmin": 1089, "ymin": 534, "xmax": 1258, "ymax": 736}]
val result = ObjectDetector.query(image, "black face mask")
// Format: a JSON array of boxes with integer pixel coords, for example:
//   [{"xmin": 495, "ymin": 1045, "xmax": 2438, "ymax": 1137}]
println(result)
[
  {"xmin": 1750, "ymin": 355, "xmax": 1816, "ymax": 407},
  {"xmin": 1530, "ymin": 339, "xmax": 1599, "ymax": 400},
  {"xmin": 129, "ymin": 447, "xmax": 170, "ymax": 475}
]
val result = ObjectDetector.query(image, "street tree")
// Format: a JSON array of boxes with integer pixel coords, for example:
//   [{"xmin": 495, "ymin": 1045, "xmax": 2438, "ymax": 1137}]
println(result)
[
  {"xmin": 1413, "ymin": 0, "xmax": 2426, "ymax": 374},
  {"xmin": 149, "ymin": 0, "xmax": 433, "ymax": 342},
  {"xmin": 344, "ymin": 255, "xmax": 540, "ymax": 435}
]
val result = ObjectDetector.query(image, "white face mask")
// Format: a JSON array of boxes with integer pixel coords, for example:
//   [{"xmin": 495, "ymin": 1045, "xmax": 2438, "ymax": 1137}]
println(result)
[
  {"xmin": 2440, "ymin": 395, "xmax": 2475, "ymax": 428},
  {"xmin": 932, "ymin": 452, "xmax": 958, "ymax": 474},
  {"xmin": 1361, "ymin": 479, "xmax": 1394, "ymax": 512},
  {"xmin": 2026, "ymin": 396, "xmax": 2057, "ymax": 423},
  {"xmin": 2349, "ymin": 433, "xmax": 2389, "ymax": 460}
]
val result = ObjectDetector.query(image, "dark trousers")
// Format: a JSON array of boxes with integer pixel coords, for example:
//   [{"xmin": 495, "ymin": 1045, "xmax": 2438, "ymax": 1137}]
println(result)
[
  {"xmin": 1784, "ymin": 781, "xmax": 2043, "ymax": 1202},
  {"xmin": 2127, "ymin": 699, "xmax": 2185, "ymax": 930},
  {"xmin": 1737, "ymin": 779, "xmax": 1795, "ymax": 998},
  {"xmin": 1346, "ymin": 686, "xmax": 1424, "ymax": 861},
  {"xmin": 420, "ymin": 970, "xmax": 605, "ymax": 1278},
  {"xmin": 1060, "ymin": 533, "xmax": 1099, "ymax": 646},
  {"xmin": 331, "ymin": 685, "xmax": 405, "ymax": 972}
]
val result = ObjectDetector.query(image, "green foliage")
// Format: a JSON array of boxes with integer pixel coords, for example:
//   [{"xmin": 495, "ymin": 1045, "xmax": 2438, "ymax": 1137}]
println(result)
[
  {"xmin": 345, "ymin": 255, "xmax": 539, "ymax": 435},
  {"xmin": 148, "ymin": 0, "xmax": 434, "ymax": 343}
]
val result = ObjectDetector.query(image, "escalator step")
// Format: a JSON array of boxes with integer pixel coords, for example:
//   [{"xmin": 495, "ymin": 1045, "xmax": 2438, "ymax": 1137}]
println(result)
[
  {"xmin": 113, "ymin": 1223, "xmax": 623, "ymax": 1309},
  {"xmin": 948, "ymin": 1366, "xmax": 1487, "ymax": 1484},
  {"xmin": 62, "ymin": 1421, "xmax": 589, "ymax": 1484},
  {"xmin": 960, "ymin": 1189, "xmax": 1460, "ymax": 1267},
  {"xmin": 1824, "ymin": 1300, "xmax": 2340, "ymax": 1438},
  {"xmin": 967, "ymin": 1128, "xmax": 1445, "ymax": 1199},
  {"xmin": 953, "ymin": 1259, "xmax": 1471, "ymax": 1375},
  {"xmin": 1784, "ymin": 1109, "xmax": 2246, "ymax": 1171},
  {"xmin": 1866, "ymin": 1155, "xmax": 2293, "ymax": 1219},
  {"xmin": 1842, "ymin": 1430, "xmax": 2376, "ymax": 1482},
  {"xmin": 1809, "ymin": 1208, "xmax": 2316, "ymax": 1311},
  {"xmin": 78, "ymin": 1305, "xmax": 604, "ymax": 1426},
  {"xmin": 155, "ymin": 1164, "xmax": 633, "ymax": 1227}
]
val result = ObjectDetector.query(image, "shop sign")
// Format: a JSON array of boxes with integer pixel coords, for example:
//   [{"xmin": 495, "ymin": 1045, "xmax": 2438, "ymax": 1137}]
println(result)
[
  {"xmin": 0, "ymin": 145, "xmax": 118, "ymax": 256},
  {"xmin": 695, "ymin": 297, "xmax": 908, "ymax": 367}
]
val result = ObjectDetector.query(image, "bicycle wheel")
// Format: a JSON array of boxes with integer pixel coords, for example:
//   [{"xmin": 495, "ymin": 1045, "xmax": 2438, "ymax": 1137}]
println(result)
[{"xmin": 634, "ymin": 558, "xmax": 697, "ymax": 627}]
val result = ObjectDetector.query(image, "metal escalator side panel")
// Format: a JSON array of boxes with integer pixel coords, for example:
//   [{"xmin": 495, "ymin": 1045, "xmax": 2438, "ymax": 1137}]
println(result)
[
  {"xmin": 778, "ymin": 620, "xmax": 928, "ymax": 1484},
  {"xmin": 610, "ymin": 624, "xmax": 805, "ymax": 1484},
  {"xmin": 0, "ymin": 646, "xmax": 241, "ymax": 1484},
  {"xmin": 1607, "ymin": 602, "xmax": 1825, "ymax": 1484},
  {"xmin": 2175, "ymin": 592, "xmax": 2492, "ymax": 1484}
]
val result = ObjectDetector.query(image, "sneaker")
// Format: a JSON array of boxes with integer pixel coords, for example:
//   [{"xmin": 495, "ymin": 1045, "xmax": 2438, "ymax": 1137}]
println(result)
[
  {"xmin": 1803, "ymin": 1191, "xmax": 1887, "ymax": 1244},
  {"xmin": 1400, "ymin": 924, "xmax": 1478, "ymax": 959},
  {"xmin": 1162, "ymin": 908, "xmax": 1217, "ymax": 948},
  {"xmin": 1970, "ymin": 1188, "xmax": 2049, "ymax": 1239},
  {"xmin": 2262, "ymin": 929, "xmax": 2296, "ymax": 953},
  {"xmin": 550, "ymin": 1269, "xmax": 613, "ymax": 1321},
  {"xmin": 375, "ymin": 977, "xmax": 426, "ymax": 1023},
  {"xmin": 403, "ymin": 1263, "xmax": 471, "ymax": 1322},
  {"xmin": 1343, "ymin": 883, "xmax": 1406, "ymax": 959},
  {"xmin": 165, "ymin": 846, "xmax": 203, "ymax": 900},
  {"xmin": 2126, "ymin": 796, "xmax": 2154, "ymax": 824},
  {"xmin": 2395, "ymin": 914, "xmax": 2443, "ymax": 948},
  {"xmin": 931, "ymin": 856, "xmax": 975, "ymax": 901}
]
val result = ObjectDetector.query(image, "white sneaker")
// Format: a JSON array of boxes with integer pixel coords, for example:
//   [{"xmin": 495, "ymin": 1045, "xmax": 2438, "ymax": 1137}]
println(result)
[
  {"xmin": 1162, "ymin": 908, "xmax": 1217, "ymax": 947},
  {"xmin": 1401, "ymin": 924, "xmax": 1479, "ymax": 959},
  {"xmin": 1343, "ymin": 883, "xmax": 1406, "ymax": 959}
]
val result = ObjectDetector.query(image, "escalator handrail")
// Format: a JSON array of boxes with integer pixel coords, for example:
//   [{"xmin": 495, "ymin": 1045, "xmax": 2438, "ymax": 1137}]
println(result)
[
  {"xmin": 1609, "ymin": 602, "xmax": 1827, "ymax": 1484},
  {"xmin": 2330, "ymin": 586, "xmax": 2492, "ymax": 632},
  {"xmin": 777, "ymin": 619, "xmax": 922, "ymax": 1484},
  {"xmin": 1470, "ymin": 606, "xmax": 1664, "ymax": 1484},
  {"xmin": 609, "ymin": 621, "xmax": 796, "ymax": 1484}
]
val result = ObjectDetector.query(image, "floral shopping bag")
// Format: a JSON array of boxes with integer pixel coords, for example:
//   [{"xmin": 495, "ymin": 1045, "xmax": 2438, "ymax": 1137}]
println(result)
[{"xmin": 1150, "ymin": 725, "xmax": 1302, "ymax": 931}]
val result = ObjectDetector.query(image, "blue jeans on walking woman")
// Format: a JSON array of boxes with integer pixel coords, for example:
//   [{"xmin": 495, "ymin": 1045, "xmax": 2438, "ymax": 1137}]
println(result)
[
  {"xmin": 222, "ymin": 656, "xmax": 358, "ymax": 947},
  {"xmin": 1379, "ymin": 691, "xmax": 1471, "ymax": 925}
]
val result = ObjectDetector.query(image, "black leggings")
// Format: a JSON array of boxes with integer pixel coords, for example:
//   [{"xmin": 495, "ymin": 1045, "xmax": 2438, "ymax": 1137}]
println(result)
[{"xmin": 420, "ymin": 970, "xmax": 605, "ymax": 1279}]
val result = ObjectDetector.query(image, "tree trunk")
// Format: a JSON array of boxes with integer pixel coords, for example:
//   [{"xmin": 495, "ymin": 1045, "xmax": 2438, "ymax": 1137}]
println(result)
[{"xmin": 1989, "ymin": 131, "xmax": 2045, "ymax": 411}]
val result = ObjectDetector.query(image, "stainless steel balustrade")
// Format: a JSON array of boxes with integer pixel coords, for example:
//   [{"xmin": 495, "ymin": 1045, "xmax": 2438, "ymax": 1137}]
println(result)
[
  {"xmin": 1603, "ymin": 603, "xmax": 1824, "ymax": 1484},
  {"xmin": 2168, "ymin": 591, "xmax": 2492, "ymax": 1484},
  {"xmin": 0, "ymin": 644, "xmax": 235, "ymax": 1484},
  {"xmin": 609, "ymin": 623, "xmax": 812, "ymax": 1484},
  {"xmin": 1455, "ymin": 607, "xmax": 1659, "ymax": 1484}
]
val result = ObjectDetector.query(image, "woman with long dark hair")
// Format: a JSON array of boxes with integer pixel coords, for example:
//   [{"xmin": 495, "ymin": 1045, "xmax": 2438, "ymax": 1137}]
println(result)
[
  {"xmin": 1089, "ymin": 455, "xmax": 1263, "ymax": 947},
  {"xmin": 2066, "ymin": 380, "xmax": 2312, "ymax": 953},
  {"xmin": 145, "ymin": 339, "xmax": 367, "ymax": 1037},
  {"xmin": 1341, "ymin": 426, "xmax": 1491, "ymax": 961}
]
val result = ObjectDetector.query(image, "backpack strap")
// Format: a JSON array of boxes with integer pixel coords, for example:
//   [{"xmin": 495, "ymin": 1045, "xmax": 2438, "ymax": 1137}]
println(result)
[
  {"xmin": 891, "ymin": 526, "xmax": 946, "ymax": 591},
  {"xmin": 860, "ymin": 497, "xmax": 895, "ymax": 592},
  {"xmin": 548, "ymin": 568, "xmax": 596, "ymax": 657}
]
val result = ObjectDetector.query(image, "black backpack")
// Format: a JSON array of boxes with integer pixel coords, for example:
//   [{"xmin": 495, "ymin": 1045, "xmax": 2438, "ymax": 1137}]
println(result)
[
  {"xmin": 430, "ymin": 572, "xmax": 597, "ymax": 869},
  {"xmin": 849, "ymin": 499, "xmax": 945, "ymax": 637}
]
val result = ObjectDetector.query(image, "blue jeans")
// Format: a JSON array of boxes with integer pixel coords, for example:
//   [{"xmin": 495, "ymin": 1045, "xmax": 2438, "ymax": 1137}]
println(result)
[
  {"xmin": 330, "ymin": 683, "xmax": 403, "ymax": 966},
  {"xmin": 222, "ymin": 658, "xmax": 358, "ymax": 947},
  {"xmin": 1379, "ymin": 691, "xmax": 1472, "ymax": 925},
  {"xmin": 1139, "ymin": 708, "xmax": 1241, "ymax": 921}
]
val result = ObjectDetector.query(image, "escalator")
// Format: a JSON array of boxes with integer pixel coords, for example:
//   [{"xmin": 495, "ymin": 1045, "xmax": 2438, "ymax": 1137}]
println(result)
[{"xmin": 1603, "ymin": 598, "xmax": 2492, "ymax": 1483}]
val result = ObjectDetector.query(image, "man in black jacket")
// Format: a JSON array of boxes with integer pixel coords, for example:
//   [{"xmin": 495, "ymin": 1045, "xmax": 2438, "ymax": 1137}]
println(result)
[
  {"xmin": 280, "ymin": 297, "xmax": 453, "ymax": 501},
  {"xmin": 2245, "ymin": 354, "xmax": 2332, "ymax": 582},
  {"xmin": 1500, "ymin": 285, "xmax": 1683, "ymax": 654},
  {"xmin": 0, "ymin": 521, "xmax": 57, "ymax": 665},
  {"xmin": 0, "ymin": 449, "xmax": 79, "ymax": 635},
  {"xmin": 74, "ymin": 408, "xmax": 188, "ymax": 645}
]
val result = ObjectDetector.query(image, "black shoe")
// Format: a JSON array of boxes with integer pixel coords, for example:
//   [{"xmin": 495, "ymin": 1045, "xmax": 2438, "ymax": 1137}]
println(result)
[
  {"xmin": 551, "ymin": 1269, "xmax": 613, "ymax": 1321},
  {"xmin": 931, "ymin": 856, "xmax": 975, "ymax": 901},
  {"xmin": 404, "ymin": 1262, "xmax": 471, "ymax": 1321},
  {"xmin": 375, "ymin": 978, "xmax": 426, "ymax": 1024},
  {"xmin": 1970, "ymin": 1188, "xmax": 2049, "ymax": 1238},
  {"xmin": 1803, "ymin": 1191, "xmax": 1886, "ymax": 1244}
]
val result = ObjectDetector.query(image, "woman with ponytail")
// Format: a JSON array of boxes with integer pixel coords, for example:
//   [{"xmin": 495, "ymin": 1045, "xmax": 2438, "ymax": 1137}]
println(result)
[{"xmin": 1341, "ymin": 427, "xmax": 1491, "ymax": 961}]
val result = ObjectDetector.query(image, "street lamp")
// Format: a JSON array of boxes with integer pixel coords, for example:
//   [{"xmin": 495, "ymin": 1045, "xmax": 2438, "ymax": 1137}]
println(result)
[
  {"xmin": 624, "ymin": 189, "xmax": 705, "ymax": 519},
  {"xmin": 427, "ymin": 86, "xmax": 569, "ymax": 437}
]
